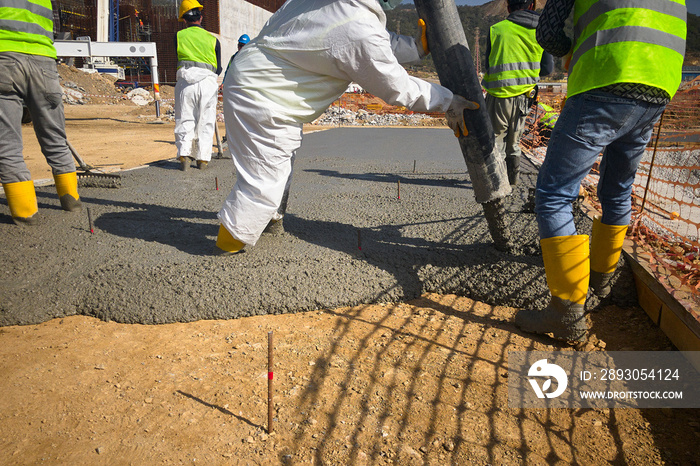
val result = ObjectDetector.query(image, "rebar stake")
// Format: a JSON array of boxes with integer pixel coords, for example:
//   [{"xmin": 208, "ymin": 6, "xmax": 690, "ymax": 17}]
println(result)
[
  {"xmin": 397, "ymin": 179, "xmax": 401, "ymax": 200},
  {"xmin": 87, "ymin": 207, "xmax": 94, "ymax": 234},
  {"xmin": 215, "ymin": 177, "xmax": 219, "ymax": 191},
  {"xmin": 413, "ymin": 160, "xmax": 416, "ymax": 173},
  {"xmin": 268, "ymin": 331, "xmax": 274, "ymax": 434}
]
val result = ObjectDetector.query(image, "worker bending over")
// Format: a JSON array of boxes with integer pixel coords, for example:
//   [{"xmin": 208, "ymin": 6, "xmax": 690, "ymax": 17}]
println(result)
[
  {"xmin": 515, "ymin": 0, "xmax": 686, "ymax": 342},
  {"xmin": 0, "ymin": 0, "xmax": 82, "ymax": 225},
  {"xmin": 215, "ymin": 0, "xmax": 475, "ymax": 255},
  {"xmin": 174, "ymin": 0, "xmax": 222, "ymax": 171},
  {"xmin": 482, "ymin": 0, "xmax": 553, "ymax": 187}
]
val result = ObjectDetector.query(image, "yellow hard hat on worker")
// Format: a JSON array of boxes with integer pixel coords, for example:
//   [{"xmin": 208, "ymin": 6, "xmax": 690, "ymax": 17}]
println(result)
[{"xmin": 179, "ymin": 0, "xmax": 203, "ymax": 21}]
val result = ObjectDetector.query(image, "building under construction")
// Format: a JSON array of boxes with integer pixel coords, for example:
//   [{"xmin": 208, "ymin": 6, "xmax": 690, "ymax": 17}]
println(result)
[{"xmin": 52, "ymin": 0, "xmax": 285, "ymax": 84}]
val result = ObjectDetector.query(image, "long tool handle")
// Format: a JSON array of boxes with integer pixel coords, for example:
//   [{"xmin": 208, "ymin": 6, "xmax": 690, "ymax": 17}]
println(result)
[
  {"xmin": 67, "ymin": 140, "xmax": 92, "ymax": 171},
  {"xmin": 268, "ymin": 331, "xmax": 274, "ymax": 433},
  {"xmin": 214, "ymin": 123, "xmax": 223, "ymax": 158}
]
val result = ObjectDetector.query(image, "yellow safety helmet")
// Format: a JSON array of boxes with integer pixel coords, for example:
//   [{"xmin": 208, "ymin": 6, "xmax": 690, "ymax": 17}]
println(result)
[{"xmin": 178, "ymin": 0, "xmax": 203, "ymax": 21}]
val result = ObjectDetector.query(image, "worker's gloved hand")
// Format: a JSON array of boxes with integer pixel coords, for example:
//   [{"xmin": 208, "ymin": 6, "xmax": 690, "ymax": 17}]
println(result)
[
  {"xmin": 445, "ymin": 95, "xmax": 479, "ymax": 138},
  {"xmin": 415, "ymin": 19, "xmax": 429, "ymax": 58}
]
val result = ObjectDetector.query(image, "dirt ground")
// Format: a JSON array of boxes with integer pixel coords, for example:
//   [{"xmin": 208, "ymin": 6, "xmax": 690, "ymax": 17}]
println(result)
[{"xmin": 2, "ymin": 100, "xmax": 699, "ymax": 464}]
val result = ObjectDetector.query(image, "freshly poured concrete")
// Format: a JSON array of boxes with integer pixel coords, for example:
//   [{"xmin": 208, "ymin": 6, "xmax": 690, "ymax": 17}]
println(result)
[{"xmin": 0, "ymin": 127, "xmax": 610, "ymax": 326}]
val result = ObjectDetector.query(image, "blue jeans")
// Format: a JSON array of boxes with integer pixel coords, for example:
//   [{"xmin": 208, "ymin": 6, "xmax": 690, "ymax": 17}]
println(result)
[{"xmin": 535, "ymin": 89, "xmax": 666, "ymax": 239}]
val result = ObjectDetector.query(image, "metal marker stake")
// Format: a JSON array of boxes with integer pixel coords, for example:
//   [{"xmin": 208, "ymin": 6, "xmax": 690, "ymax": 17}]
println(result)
[
  {"xmin": 397, "ymin": 179, "xmax": 401, "ymax": 200},
  {"xmin": 215, "ymin": 176, "xmax": 219, "ymax": 191},
  {"xmin": 87, "ymin": 207, "xmax": 94, "ymax": 234},
  {"xmin": 268, "ymin": 331, "xmax": 274, "ymax": 434},
  {"xmin": 413, "ymin": 160, "xmax": 416, "ymax": 173}
]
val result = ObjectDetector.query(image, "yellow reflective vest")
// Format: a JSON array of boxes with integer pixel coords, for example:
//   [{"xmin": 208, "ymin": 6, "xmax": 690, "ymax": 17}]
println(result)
[
  {"xmin": 177, "ymin": 25, "xmax": 217, "ymax": 72},
  {"xmin": 0, "ymin": 0, "xmax": 56, "ymax": 58},
  {"xmin": 568, "ymin": 0, "xmax": 687, "ymax": 99},
  {"xmin": 483, "ymin": 19, "xmax": 544, "ymax": 98}
]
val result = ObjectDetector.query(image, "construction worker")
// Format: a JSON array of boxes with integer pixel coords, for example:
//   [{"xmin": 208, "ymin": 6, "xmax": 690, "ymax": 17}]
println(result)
[
  {"xmin": 0, "ymin": 0, "xmax": 82, "ymax": 225},
  {"xmin": 214, "ymin": 0, "xmax": 477, "ymax": 255},
  {"xmin": 515, "ymin": 0, "xmax": 686, "ymax": 342},
  {"xmin": 222, "ymin": 34, "xmax": 250, "ymax": 85},
  {"xmin": 174, "ymin": 0, "xmax": 222, "ymax": 171},
  {"xmin": 236, "ymin": 34, "xmax": 249, "ymax": 54},
  {"xmin": 482, "ymin": 0, "xmax": 553, "ymax": 187}
]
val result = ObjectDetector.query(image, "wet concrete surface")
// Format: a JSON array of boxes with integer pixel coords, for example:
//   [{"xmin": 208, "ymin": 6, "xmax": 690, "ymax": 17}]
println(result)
[{"xmin": 0, "ymin": 127, "xmax": 611, "ymax": 326}]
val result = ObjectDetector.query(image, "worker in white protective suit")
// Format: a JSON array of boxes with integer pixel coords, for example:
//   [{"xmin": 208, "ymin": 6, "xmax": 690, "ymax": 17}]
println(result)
[
  {"xmin": 174, "ymin": 0, "xmax": 222, "ymax": 171},
  {"xmin": 215, "ymin": 0, "xmax": 476, "ymax": 254}
]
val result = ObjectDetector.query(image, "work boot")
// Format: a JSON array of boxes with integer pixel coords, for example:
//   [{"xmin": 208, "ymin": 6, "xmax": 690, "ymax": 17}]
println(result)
[
  {"xmin": 197, "ymin": 160, "xmax": 208, "ymax": 170},
  {"xmin": 589, "ymin": 217, "xmax": 628, "ymax": 298},
  {"xmin": 515, "ymin": 297, "xmax": 587, "ymax": 343},
  {"xmin": 263, "ymin": 218, "xmax": 284, "ymax": 235},
  {"xmin": 54, "ymin": 172, "xmax": 82, "ymax": 212},
  {"xmin": 2, "ymin": 180, "xmax": 39, "ymax": 225},
  {"xmin": 213, "ymin": 224, "xmax": 245, "ymax": 256},
  {"xmin": 506, "ymin": 155, "xmax": 520, "ymax": 187},
  {"xmin": 179, "ymin": 156, "xmax": 192, "ymax": 171},
  {"xmin": 514, "ymin": 235, "xmax": 590, "ymax": 343}
]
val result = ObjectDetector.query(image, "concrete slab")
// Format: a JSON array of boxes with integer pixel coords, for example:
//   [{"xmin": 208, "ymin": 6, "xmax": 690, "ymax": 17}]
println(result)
[{"xmin": 0, "ymin": 127, "xmax": 601, "ymax": 326}]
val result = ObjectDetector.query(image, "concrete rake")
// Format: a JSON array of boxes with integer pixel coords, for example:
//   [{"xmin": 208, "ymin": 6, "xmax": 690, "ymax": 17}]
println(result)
[{"xmin": 68, "ymin": 140, "xmax": 121, "ymax": 188}]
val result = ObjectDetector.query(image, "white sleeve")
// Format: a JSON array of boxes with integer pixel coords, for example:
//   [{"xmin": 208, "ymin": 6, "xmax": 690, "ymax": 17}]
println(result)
[
  {"xmin": 333, "ymin": 29, "xmax": 453, "ymax": 113},
  {"xmin": 388, "ymin": 31, "xmax": 421, "ymax": 65}
]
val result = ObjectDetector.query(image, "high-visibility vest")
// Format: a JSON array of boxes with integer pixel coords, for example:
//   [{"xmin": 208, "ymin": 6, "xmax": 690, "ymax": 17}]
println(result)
[
  {"xmin": 483, "ymin": 19, "xmax": 544, "ymax": 98},
  {"xmin": 568, "ymin": 0, "xmax": 687, "ymax": 99},
  {"xmin": 0, "ymin": 0, "xmax": 56, "ymax": 58},
  {"xmin": 177, "ymin": 26, "xmax": 217, "ymax": 72},
  {"xmin": 537, "ymin": 103, "xmax": 558, "ymax": 129}
]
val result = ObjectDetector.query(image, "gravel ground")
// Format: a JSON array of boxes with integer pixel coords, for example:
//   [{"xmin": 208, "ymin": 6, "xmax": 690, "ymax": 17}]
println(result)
[{"xmin": 1, "ymin": 127, "xmax": 625, "ymax": 327}]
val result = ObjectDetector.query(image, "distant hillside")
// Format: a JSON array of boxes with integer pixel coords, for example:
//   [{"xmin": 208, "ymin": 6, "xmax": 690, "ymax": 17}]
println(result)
[
  {"xmin": 388, "ymin": 1, "xmax": 699, "ymax": 74},
  {"xmin": 475, "ymin": 0, "xmax": 549, "ymax": 16}
]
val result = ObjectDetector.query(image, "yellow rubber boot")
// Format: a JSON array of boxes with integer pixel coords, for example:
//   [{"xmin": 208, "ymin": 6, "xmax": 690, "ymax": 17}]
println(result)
[
  {"xmin": 514, "ymin": 235, "xmax": 590, "ymax": 342},
  {"xmin": 3, "ymin": 180, "xmax": 39, "ymax": 225},
  {"xmin": 214, "ymin": 224, "xmax": 245, "ymax": 255},
  {"xmin": 54, "ymin": 172, "xmax": 82, "ymax": 212},
  {"xmin": 589, "ymin": 217, "xmax": 628, "ymax": 297},
  {"xmin": 542, "ymin": 235, "xmax": 590, "ymax": 305}
]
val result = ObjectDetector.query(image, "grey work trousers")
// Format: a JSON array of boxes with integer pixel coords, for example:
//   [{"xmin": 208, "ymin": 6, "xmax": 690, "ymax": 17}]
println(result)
[
  {"xmin": 0, "ymin": 52, "xmax": 75, "ymax": 184},
  {"xmin": 485, "ymin": 92, "xmax": 530, "ymax": 185}
]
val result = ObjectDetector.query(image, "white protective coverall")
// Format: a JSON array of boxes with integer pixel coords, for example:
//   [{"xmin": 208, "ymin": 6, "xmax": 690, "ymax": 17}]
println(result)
[
  {"xmin": 219, "ymin": 0, "xmax": 454, "ymax": 246},
  {"xmin": 174, "ymin": 66, "xmax": 219, "ymax": 162}
]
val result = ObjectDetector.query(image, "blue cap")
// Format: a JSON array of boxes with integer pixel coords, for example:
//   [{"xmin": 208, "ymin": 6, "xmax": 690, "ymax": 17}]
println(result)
[{"xmin": 238, "ymin": 34, "xmax": 250, "ymax": 45}]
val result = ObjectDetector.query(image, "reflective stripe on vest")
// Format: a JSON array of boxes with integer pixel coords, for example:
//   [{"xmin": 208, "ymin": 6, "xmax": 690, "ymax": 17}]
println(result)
[
  {"xmin": 568, "ymin": 0, "xmax": 686, "ymax": 99},
  {"xmin": 0, "ymin": 0, "xmax": 56, "ymax": 58},
  {"xmin": 177, "ymin": 26, "xmax": 217, "ymax": 71},
  {"xmin": 483, "ymin": 19, "xmax": 544, "ymax": 98},
  {"xmin": 177, "ymin": 60, "xmax": 215, "ymax": 73}
]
